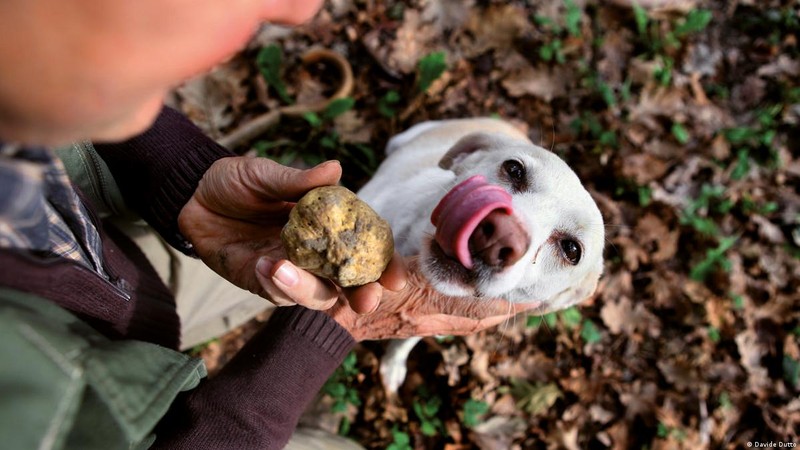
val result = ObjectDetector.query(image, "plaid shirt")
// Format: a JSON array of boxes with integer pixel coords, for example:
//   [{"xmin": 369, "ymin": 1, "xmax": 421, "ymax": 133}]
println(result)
[{"xmin": 0, "ymin": 143, "xmax": 106, "ymax": 277}]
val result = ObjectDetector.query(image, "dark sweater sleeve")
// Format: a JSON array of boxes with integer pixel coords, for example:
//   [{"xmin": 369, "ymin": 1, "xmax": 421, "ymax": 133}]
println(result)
[
  {"xmin": 152, "ymin": 306, "xmax": 356, "ymax": 449},
  {"xmin": 94, "ymin": 106, "xmax": 235, "ymax": 253}
]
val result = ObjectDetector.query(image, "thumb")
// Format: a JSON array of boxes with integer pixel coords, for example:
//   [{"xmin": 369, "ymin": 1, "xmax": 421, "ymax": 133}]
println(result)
[{"xmin": 249, "ymin": 159, "xmax": 342, "ymax": 201}]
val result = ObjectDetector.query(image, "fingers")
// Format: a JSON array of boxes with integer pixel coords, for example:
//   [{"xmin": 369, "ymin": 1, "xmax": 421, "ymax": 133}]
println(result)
[
  {"xmin": 379, "ymin": 253, "xmax": 408, "ymax": 292},
  {"xmin": 429, "ymin": 295, "xmax": 541, "ymax": 320},
  {"xmin": 343, "ymin": 283, "xmax": 382, "ymax": 315},
  {"xmin": 255, "ymin": 258, "xmax": 339, "ymax": 310},
  {"xmin": 247, "ymin": 158, "xmax": 342, "ymax": 201},
  {"xmin": 341, "ymin": 254, "xmax": 407, "ymax": 314}
]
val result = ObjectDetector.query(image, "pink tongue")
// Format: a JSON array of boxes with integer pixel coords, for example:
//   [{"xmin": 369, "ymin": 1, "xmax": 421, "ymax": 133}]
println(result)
[{"xmin": 431, "ymin": 175, "xmax": 513, "ymax": 269}]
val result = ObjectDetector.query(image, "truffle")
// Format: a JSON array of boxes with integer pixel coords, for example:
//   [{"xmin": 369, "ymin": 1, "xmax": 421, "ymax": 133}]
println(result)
[{"xmin": 281, "ymin": 186, "xmax": 394, "ymax": 287}]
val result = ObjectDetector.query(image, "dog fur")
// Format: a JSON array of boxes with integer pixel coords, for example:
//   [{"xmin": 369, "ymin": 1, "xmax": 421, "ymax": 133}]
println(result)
[{"xmin": 357, "ymin": 118, "xmax": 605, "ymax": 392}]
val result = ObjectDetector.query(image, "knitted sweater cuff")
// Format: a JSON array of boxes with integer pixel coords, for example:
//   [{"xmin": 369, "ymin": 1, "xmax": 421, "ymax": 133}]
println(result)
[{"xmin": 94, "ymin": 106, "xmax": 235, "ymax": 253}]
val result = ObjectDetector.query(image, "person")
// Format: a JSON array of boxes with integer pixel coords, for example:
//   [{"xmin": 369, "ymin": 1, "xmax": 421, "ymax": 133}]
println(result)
[{"xmin": 0, "ymin": 0, "xmax": 537, "ymax": 449}]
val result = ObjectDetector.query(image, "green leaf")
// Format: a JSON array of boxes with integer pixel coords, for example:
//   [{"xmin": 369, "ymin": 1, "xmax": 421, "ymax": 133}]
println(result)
[
  {"xmin": 731, "ymin": 148, "xmax": 751, "ymax": 180},
  {"xmin": 690, "ymin": 236, "xmax": 738, "ymax": 281},
  {"xmin": 723, "ymin": 127, "xmax": 757, "ymax": 144},
  {"xmin": 527, "ymin": 315, "xmax": 543, "ymax": 328},
  {"xmin": 387, "ymin": 427, "xmax": 413, "ymax": 450},
  {"xmin": 256, "ymin": 44, "xmax": 293, "ymax": 104},
  {"xmin": 378, "ymin": 90, "xmax": 401, "ymax": 118},
  {"xmin": 633, "ymin": 3, "xmax": 649, "ymax": 36},
  {"xmin": 581, "ymin": 319, "xmax": 603, "ymax": 343},
  {"xmin": 544, "ymin": 312, "xmax": 558, "ymax": 328},
  {"xmin": 462, "ymin": 399, "xmax": 489, "ymax": 428},
  {"xmin": 564, "ymin": 0, "xmax": 582, "ymax": 37},
  {"xmin": 323, "ymin": 97, "xmax": 356, "ymax": 120},
  {"xmin": 421, "ymin": 421, "xmax": 437, "ymax": 437},
  {"xmin": 783, "ymin": 356, "xmax": 799, "ymax": 388},
  {"xmin": 671, "ymin": 123, "xmax": 690, "ymax": 144},
  {"xmin": 417, "ymin": 51, "xmax": 448, "ymax": 93},
  {"xmin": 560, "ymin": 307, "xmax": 583, "ymax": 330},
  {"xmin": 303, "ymin": 111, "xmax": 322, "ymax": 128},
  {"xmin": 708, "ymin": 326, "xmax": 721, "ymax": 343},
  {"xmin": 674, "ymin": 9, "xmax": 713, "ymax": 37},
  {"xmin": 539, "ymin": 43, "xmax": 555, "ymax": 62},
  {"xmin": 718, "ymin": 392, "xmax": 732, "ymax": 410},
  {"xmin": 638, "ymin": 186, "xmax": 652, "ymax": 206},
  {"xmin": 320, "ymin": 134, "xmax": 338, "ymax": 150}
]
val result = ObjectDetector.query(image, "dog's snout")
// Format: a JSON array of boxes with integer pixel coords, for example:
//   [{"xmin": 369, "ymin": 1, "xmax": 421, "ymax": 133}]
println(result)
[{"xmin": 469, "ymin": 210, "xmax": 529, "ymax": 269}]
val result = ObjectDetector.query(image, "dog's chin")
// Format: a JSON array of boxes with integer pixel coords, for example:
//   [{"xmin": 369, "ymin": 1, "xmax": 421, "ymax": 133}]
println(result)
[{"xmin": 419, "ymin": 239, "xmax": 476, "ymax": 297}]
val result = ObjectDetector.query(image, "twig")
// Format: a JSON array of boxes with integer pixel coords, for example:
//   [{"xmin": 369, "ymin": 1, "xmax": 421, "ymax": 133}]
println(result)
[{"xmin": 218, "ymin": 48, "xmax": 355, "ymax": 150}]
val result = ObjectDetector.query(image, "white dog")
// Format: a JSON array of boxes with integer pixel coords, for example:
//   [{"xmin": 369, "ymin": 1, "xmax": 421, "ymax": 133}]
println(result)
[{"xmin": 357, "ymin": 118, "xmax": 605, "ymax": 392}]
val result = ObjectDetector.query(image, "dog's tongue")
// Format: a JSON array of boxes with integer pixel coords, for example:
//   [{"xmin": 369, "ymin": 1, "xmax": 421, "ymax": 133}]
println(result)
[{"xmin": 431, "ymin": 175, "xmax": 513, "ymax": 269}]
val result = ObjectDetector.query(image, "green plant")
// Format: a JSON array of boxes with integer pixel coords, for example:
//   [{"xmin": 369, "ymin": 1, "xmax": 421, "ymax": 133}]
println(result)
[
  {"xmin": 417, "ymin": 52, "xmax": 447, "ymax": 94},
  {"xmin": 412, "ymin": 386, "xmax": 446, "ymax": 437},
  {"xmin": 722, "ymin": 104, "xmax": 783, "ymax": 171},
  {"xmin": 718, "ymin": 392, "xmax": 733, "ymax": 410},
  {"xmin": 707, "ymin": 326, "xmax": 721, "ymax": 343},
  {"xmin": 569, "ymin": 111, "xmax": 619, "ymax": 150},
  {"xmin": 657, "ymin": 422, "xmax": 687, "ymax": 441},
  {"xmin": 260, "ymin": 96, "xmax": 378, "ymax": 176},
  {"xmin": 690, "ymin": 236, "xmax": 738, "ymax": 281},
  {"xmin": 256, "ymin": 44, "xmax": 293, "ymax": 104},
  {"xmin": 321, "ymin": 352, "xmax": 362, "ymax": 435},
  {"xmin": 386, "ymin": 426, "xmax": 412, "ymax": 450},
  {"xmin": 378, "ymin": 90, "xmax": 401, "ymax": 118},
  {"xmin": 671, "ymin": 122, "xmax": 690, "ymax": 145},
  {"xmin": 461, "ymin": 398, "xmax": 489, "ymax": 428},
  {"xmin": 784, "ymin": 356, "xmax": 799, "ymax": 389},
  {"xmin": 533, "ymin": 0, "xmax": 583, "ymax": 65},
  {"xmin": 638, "ymin": 186, "xmax": 653, "ymax": 207},
  {"xmin": 632, "ymin": 7, "xmax": 713, "ymax": 86},
  {"xmin": 680, "ymin": 184, "xmax": 733, "ymax": 236},
  {"xmin": 581, "ymin": 319, "xmax": 603, "ymax": 344}
]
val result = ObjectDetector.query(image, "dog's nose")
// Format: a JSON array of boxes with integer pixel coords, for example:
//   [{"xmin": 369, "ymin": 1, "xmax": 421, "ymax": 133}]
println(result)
[{"xmin": 469, "ymin": 210, "xmax": 529, "ymax": 269}]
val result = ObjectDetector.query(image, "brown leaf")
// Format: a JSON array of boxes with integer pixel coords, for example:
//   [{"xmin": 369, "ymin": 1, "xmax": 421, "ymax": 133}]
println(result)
[
  {"xmin": 389, "ymin": 9, "xmax": 437, "ymax": 74},
  {"xmin": 501, "ymin": 65, "xmax": 568, "ymax": 102},
  {"xmin": 176, "ymin": 62, "xmax": 249, "ymax": 137},
  {"xmin": 635, "ymin": 213, "xmax": 679, "ymax": 262},
  {"xmin": 620, "ymin": 153, "xmax": 670, "ymax": 185},
  {"xmin": 735, "ymin": 329, "xmax": 772, "ymax": 396},
  {"xmin": 600, "ymin": 296, "xmax": 636, "ymax": 335},
  {"xmin": 465, "ymin": 4, "xmax": 530, "ymax": 54},
  {"xmin": 470, "ymin": 416, "xmax": 527, "ymax": 450}
]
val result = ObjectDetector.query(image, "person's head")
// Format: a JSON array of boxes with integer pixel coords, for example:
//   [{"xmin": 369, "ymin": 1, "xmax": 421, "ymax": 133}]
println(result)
[{"xmin": 0, "ymin": 0, "xmax": 323, "ymax": 146}]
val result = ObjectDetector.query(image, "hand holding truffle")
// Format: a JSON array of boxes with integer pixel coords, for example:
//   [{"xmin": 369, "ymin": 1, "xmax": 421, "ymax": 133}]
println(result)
[{"xmin": 177, "ymin": 156, "xmax": 406, "ymax": 313}]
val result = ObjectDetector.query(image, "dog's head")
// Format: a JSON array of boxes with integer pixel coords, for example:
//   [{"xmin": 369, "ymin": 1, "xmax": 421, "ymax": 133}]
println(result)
[{"xmin": 420, "ymin": 132, "xmax": 605, "ymax": 311}]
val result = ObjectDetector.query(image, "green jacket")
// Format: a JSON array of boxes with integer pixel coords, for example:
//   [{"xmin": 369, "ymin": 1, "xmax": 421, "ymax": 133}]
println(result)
[{"xmin": 0, "ymin": 288, "xmax": 205, "ymax": 450}]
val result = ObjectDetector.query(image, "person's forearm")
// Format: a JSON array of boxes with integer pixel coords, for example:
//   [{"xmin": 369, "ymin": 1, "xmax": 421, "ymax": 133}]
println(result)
[
  {"xmin": 94, "ymin": 106, "xmax": 235, "ymax": 252},
  {"xmin": 151, "ymin": 306, "xmax": 355, "ymax": 449}
]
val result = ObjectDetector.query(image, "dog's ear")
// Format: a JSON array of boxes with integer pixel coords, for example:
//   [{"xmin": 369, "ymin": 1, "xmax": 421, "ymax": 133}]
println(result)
[{"xmin": 438, "ymin": 133, "xmax": 496, "ymax": 170}]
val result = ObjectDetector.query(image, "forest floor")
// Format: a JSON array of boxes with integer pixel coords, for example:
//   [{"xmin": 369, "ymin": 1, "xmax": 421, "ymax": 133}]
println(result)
[{"xmin": 179, "ymin": 0, "xmax": 800, "ymax": 448}]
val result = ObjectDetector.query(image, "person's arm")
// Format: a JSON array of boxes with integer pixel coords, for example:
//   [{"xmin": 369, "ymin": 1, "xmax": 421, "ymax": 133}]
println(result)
[
  {"xmin": 93, "ymin": 106, "xmax": 235, "ymax": 253},
  {"xmin": 151, "ymin": 306, "xmax": 355, "ymax": 450}
]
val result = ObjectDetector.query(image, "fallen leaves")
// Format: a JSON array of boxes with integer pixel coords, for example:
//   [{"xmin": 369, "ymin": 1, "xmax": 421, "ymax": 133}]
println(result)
[{"xmin": 183, "ymin": 0, "xmax": 800, "ymax": 447}]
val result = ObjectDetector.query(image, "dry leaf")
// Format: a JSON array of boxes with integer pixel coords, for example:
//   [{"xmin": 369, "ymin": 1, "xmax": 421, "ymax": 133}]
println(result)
[{"xmin": 501, "ymin": 65, "xmax": 568, "ymax": 102}]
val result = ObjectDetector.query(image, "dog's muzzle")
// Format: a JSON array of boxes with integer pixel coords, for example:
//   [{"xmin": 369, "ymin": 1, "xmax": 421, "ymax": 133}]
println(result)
[{"xmin": 431, "ymin": 175, "xmax": 529, "ymax": 270}]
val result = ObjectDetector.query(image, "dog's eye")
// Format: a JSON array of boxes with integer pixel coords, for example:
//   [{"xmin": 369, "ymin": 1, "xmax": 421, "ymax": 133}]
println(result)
[
  {"xmin": 560, "ymin": 239, "xmax": 582, "ymax": 265},
  {"xmin": 502, "ymin": 159, "xmax": 527, "ymax": 190}
]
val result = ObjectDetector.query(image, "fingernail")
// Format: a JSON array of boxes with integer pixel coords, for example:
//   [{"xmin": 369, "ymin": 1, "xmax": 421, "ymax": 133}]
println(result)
[
  {"xmin": 273, "ymin": 262, "xmax": 299, "ymax": 287},
  {"xmin": 314, "ymin": 160, "xmax": 340, "ymax": 170},
  {"xmin": 255, "ymin": 257, "xmax": 273, "ymax": 277}
]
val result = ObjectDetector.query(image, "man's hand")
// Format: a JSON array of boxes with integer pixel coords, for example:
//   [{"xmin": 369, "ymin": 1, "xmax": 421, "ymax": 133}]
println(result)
[
  {"xmin": 177, "ymin": 156, "xmax": 406, "ymax": 313},
  {"xmin": 326, "ymin": 258, "xmax": 542, "ymax": 341}
]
